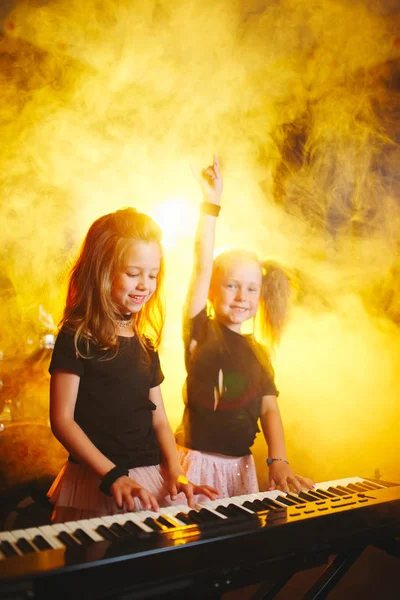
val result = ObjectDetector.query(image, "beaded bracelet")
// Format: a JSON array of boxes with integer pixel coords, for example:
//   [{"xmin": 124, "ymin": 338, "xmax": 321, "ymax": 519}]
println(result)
[
  {"xmin": 200, "ymin": 202, "xmax": 221, "ymax": 217},
  {"xmin": 99, "ymin": 466, "xmax": 129, "ymax": 496},
  {"xmin": 266, "ymin": 457, "xmax": 289, "ymax": 467}
]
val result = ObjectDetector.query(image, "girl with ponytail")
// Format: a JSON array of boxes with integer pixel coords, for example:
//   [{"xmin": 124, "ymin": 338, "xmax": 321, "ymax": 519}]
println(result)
[{"xmin": 175, "ymin": 156, "xmax": 313, "ymax": 499}]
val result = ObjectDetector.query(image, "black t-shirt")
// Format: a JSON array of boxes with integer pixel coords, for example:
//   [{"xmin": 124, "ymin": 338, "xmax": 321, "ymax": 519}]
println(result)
[
  {"xmin": 49, "ymin": 327, "xmax": 164, "ymax": 469},
  {"xmin": 175, "ymin": 309, "xmax": 278, "ymax": 456}
]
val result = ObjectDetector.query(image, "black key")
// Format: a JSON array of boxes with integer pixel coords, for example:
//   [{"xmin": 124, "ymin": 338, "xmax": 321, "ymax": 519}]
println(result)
[
  {"xmin": 57, "ymin": 531, "xmax": 80, "ymax": 548},
  {"xmin": 257, "ymin": 497, "xmax": 282, "ymax": 510},
  {"xmin": 187, "ymin": 510, "xmax": 208, "ymax": 524},
  {"xmin": 143, "ymin": 517, "xmax": 164, "ymax": 531},
  {"xmin": 95, "ymin": 525, "xmax": 119, "ymax": 541},
  {"xmin": 327, "ymin": 486, "xmax": 347, "ymax": 497},
  {"xmin": 197, "ymin": 508, "xmax": 223, "ymax": 522},
  {"xmin": 361, "ymin": 480, "xmax": 383, "ymax": 490},
  {"xmin": 186, "ymin": 509, "xmax": 221, "ymax": 524},
  {"xmin": 336, "ymin": 485, "xmax": 355, "ymax": 495},
  {"xmin": 73, "ymin": 529, "xmax": 94, "ymax": 545},
  {"xmin": 123, "ymin": 520, "xmax": 148, "ymax": 536},
  {"xmin": 16, "ymin": 538, "xmax": 36, "ymax": 554},
  {"xmin": 156, "ymin": 515, "xmax": 177, "ymax": 529},
  {"xmin": 175, "ymin": 512, "xmax": 193, "ymax": 525},
  {"xmin": 349, "ymin": 482, "xmax": 375, "ymax": 492},
  {"xmin": 0, "ymin": 541, "xmax": 19, "ymax": 557},
  {"xmin": 32, "ymin": 535, "xmax": 52, "ymax": 551},
  {"xmin": 347, "ymin": 483, "xmax": 370, "ymax": 493},
  {"xmin": 110, "ymin": 523, "xmax": 131, "ymax": 538},
  {"xmin": 242, "ymin": 500, "xmax": 266, "ymax": 512},
  {"xmin": 315, "ymin": 488, "xmax": 336, "ymax": 498},
  {"xmin": 274, "ymin": 495, "xmax": 297, "ymax": 507},
  {"xmin": 299, "ymin": 491, "xmax": 319, "ymax": 501},
  {"xmin": 285, "ymin": 494, "xmax": 307, "ymax": 504},
  {"xmin": 303, "ymin": 490, "xmax": 329, "ymax": 500},
  {"xmin": 226, "ymin": 504, "xmax": 253, "ymax": 518}
]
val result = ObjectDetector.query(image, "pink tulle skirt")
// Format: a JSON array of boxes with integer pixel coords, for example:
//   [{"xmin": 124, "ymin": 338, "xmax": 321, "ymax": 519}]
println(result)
[
  {"xmin": 47, "ymin": 461, "xmax": 187, "ymax": 523},
  {"xmin": 177, "ymin": 446, "xmax": 259, "ymax": 503}
]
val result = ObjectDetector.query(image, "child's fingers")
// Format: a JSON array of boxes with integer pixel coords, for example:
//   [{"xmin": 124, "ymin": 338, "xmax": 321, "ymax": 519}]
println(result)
[
  {"xmin": 123, "ymin": 490, "xmax": 136, "ymax": 512},
  {"xmin": 169, "ymin": 482, "xmax": 178, "ymax": 500},
  {"xmin": 135, "ymin": 487, "xmax": 159, "ymax": 512},
  {"xmin": 205, "ymin": 485, "xmax": 220, "ymax": 495},
  {"xmin": 288, "ymin": 476, "xmax": 302, "ymax": 494},
  {"xmin": 182, "ymin": 484, "xmax": 195, "ymax": 508},
  {"xmin": 272, "ymin": 476, "xmax": 289, "ymax": 493},
  {"xmin": 193, "ymin": 484, "xmax": 219, "ymax": 499},
  {"xmin": 293, "ymin": 475, "xmax": 314, "ymax": 491},
  {"xmin": 113, "ymin": 488, "xmax": 123, "ymax": 510}
]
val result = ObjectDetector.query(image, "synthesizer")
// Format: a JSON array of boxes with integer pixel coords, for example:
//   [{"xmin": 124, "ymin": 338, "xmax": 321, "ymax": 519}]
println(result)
[{"xmin": 0, "ymin": 476, "xmax": 399, "ymax": 599}]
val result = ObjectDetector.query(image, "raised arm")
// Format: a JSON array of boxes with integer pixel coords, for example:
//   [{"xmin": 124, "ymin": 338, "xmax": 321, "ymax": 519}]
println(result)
[{"xmin": 185, "ymin": 155, "xmax": 223, "ymax": 319}]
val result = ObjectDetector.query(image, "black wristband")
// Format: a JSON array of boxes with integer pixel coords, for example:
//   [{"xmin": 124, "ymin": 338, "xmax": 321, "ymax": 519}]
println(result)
[
  {"xmin": 99, "ymin": 466, "xmax": 129, "ymax": 496},
  {"xmin": 200, "ymin": 202, "xmax": 221, "ymax": 217}
]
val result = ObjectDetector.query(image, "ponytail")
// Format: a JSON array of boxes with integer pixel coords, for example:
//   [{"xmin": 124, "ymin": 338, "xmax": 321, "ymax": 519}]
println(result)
[{"xmin": 256, "ymin": 260, "xmax": 292, "ymax": 351}]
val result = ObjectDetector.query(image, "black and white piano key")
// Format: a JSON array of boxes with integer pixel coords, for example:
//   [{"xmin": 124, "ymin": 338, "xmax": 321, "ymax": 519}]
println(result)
[
  {"xmin": 37, "ymin": 525, "xmax": 71, "ymax": 550},
  {"xmin": 8, "ymin": 528, "xmax": 52, "ymax": 553},
  {"xmin": 0, "ymin": 476, "xmax": 391, "ymax": 561},
  {"xmin": 0, "ymin": 531, "xmax": 24, "ymax": 558}
]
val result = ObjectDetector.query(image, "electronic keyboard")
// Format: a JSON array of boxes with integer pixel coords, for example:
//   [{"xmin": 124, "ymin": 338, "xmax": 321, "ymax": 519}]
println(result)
[{"xmin": 0, "ymin": 476, "xmax": 399, "ymax": 599}]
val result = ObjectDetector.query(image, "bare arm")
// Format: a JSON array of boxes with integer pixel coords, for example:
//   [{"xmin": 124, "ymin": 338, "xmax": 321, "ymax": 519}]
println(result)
[
  {"xmin": 50, "ymin": 370, "xmax": 115, "ymax": 478},
  {"xmin": 259, "ymin": 395, "xmax": 287, "ymax": 460},
  {"xmin": 50, "ymin": 369, "xmax": 161, "ymax": 511},
  {"xmin": 150, "ymin": 385, "xmax": 182, "ymax": 476},
  {"xmin": 260, "ymin": 395, "xmax": 314, "ymax": 493},
  {"xmin": 186, "ymin": 155, "xmax": 223, "ymax": 319},
  {"xmin": 150, "ymin": 385, "xmax": 219, "ymax": 505}
]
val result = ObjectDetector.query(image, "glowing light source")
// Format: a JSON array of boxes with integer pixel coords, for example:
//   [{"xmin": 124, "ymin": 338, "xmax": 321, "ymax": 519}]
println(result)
[{"xmin": 151, "ymin": 198, "xmax": 197, "ymax": 249}]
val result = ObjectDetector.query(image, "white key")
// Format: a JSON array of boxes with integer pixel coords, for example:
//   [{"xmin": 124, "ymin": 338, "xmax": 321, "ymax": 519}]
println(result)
[
  {"xmin": 107, "ymin": 513, "xmax": 153, "ymax": 534},
  {"xmin": 52, "ymin": 522, "xmax": 82, "ymax": 545},
  {"xmin": 255, "ymin": 491, "xmax": 292, "ymax": 508},
  {"xmin": 0, "ymin": 531, "xmax": 23, "ymax": 556},
  {"xmin": 318, "ymin": 476, "xmax": 385, "ymax": 491},
  {"xmin": 21, "ymin": 526, "xmax": 63, "ymax": 550},
  {"xmin": 82, "ymin": 517, "xmax": 119, "ymax": 540},
  {"xmin": 62, "ymin": 520, "xmax": 102, "ymax": 543},
  {"xmin": 194, "ymin": 504, "xmax": 228, "ymax": 520},
  {"xmin": 216, "ymin": 496, "xmax": 254, "ymax": 514},
  {"xmin": 37, "ymin": 525, "xmax": 65, "ymax": 549},
  {"xmin": 160, "ymin": 505, "xmax": 193, "ymax": 526},
  {"xmin": 70, "ymin": 518, "xmax": 113, "ymax": 541},
  {"xmin": 9, "ymin": 528, "xmax": 43, "ymax": 552}
]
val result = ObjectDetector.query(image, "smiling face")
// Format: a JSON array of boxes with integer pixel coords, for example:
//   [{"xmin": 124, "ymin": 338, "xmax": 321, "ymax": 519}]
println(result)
[
  {"xmin": 111, "ymin": 240, "xmax": 161, "ymax": 316},
  {"xmin": 210, "ymin": 256, "xmax": 262, "ymax": 333}
]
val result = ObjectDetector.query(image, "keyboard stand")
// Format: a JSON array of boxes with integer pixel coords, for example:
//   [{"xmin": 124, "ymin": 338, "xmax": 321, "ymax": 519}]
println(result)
[
  {"xmin": 302, "ymin": 547, "xmax": 364, "ymax": 600},
  {"xmin": 227, "ymin": 539, "xmax": 399, "ymax": 600}
]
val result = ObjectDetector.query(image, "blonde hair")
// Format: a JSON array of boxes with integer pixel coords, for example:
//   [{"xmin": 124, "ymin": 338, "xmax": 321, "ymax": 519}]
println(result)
[
  {"xmin": 61, "ymin": 207, "xmax": 165, "ymax": 357},
  {"xmin": 210, "ymin": 249, "xmax": 292, "ymax": 351},
  {"xmin": 257, "ymin": 259, "xmax": 292, "ymax": 351}
]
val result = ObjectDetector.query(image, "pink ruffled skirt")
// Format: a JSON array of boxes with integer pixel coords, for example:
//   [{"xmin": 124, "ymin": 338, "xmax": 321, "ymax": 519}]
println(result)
[
  {"xmin": 177, "ymin": 446, "xmax": 259, "ymax": 503},
  {"xmin": 47, "ymin": 462, "xmax": 186, "ymax": 523}
]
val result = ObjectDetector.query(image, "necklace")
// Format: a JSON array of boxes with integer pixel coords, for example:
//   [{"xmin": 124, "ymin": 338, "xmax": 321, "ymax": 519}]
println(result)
[{"xmin": 114, "ymin": 314, "xmax": 133, "ymax": 329}]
